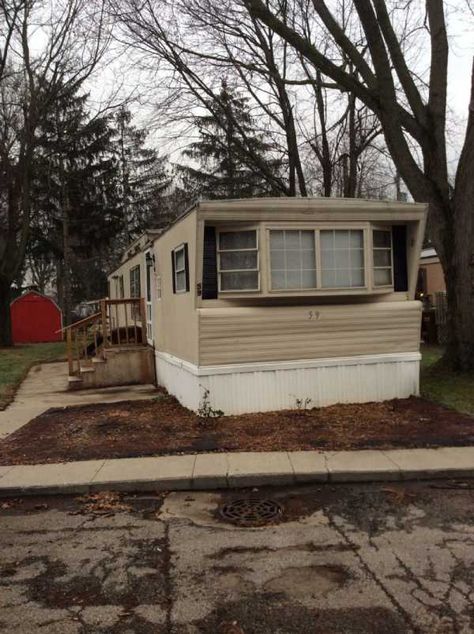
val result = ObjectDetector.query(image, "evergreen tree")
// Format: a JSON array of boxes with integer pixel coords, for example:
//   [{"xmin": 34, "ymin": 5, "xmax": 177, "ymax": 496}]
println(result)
[
  {"xmin": 114, "ymin": 106, "xmax": 171, "ymax": 245},
  {"xmin": 30, "ymin": 82, "xmax": 123, "ymax": 323},
  {"xmin": 179, "ymin": 81, "xmax": 282, "ymax": 199}
]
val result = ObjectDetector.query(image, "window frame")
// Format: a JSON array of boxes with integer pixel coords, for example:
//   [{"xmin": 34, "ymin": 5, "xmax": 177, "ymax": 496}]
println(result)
[
  {"xmin": 173, "ymin": 244, "xmax": 188, "ymax": 294},
  {"xmin": 217, "ymin": 226, "xmax": 260, "ymax": 293},
  {"xmin": 129, "ymin": 265, "xmax": 141, "ymax": 298},
  {"xmin": 372, "ymin": 226, "xmax": 394, "ymax": 288}
]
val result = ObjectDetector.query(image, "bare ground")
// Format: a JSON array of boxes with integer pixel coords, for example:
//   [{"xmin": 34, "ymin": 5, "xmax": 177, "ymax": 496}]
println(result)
[{"xmin": 0, "ymin": 392, "xmax": 473, "ymax": 465}]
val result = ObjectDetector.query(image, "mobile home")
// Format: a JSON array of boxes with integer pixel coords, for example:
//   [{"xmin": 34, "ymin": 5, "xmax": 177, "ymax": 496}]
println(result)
[{"xmin": 104, "ymin": 198, "xmax": 427, "ymax": 414}]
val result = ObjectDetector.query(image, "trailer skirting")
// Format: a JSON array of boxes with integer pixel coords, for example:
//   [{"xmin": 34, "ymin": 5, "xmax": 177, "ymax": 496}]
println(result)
[{"xmin": 155, "ymin": 350, "xmax": 421, "ymax": 415}]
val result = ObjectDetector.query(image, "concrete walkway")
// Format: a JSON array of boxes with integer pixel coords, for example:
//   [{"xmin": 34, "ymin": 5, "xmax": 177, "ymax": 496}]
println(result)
[
  {"xmin": 1, "ymin": 446, "xmax": 474, "ymax": 496},
  {"xmin": 0, "ymin": 362, "xmax": 158, "ymax": 439}
]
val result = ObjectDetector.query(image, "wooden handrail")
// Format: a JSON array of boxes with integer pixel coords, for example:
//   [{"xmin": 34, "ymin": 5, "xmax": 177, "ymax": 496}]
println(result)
[
  {"xmin": 65, "ymin": 297, "xmax": 147, "ymax": 378},
  {"xmin": 61, "ymin": 311, "xmax": 101, "ymax": 332}
]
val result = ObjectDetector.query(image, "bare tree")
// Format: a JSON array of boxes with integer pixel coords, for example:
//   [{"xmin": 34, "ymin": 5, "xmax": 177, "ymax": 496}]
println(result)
[
  {"xmin": 239, "ymin": 0, "xmax": 474, "ymax": 371},
  {"xmin": 0, "ymin": 0, "xmax": 107, "ymax": 345}
]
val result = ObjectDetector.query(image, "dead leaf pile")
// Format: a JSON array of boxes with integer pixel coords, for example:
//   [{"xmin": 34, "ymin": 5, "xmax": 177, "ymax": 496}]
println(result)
[{"xmin": 75, "ymin": 491, "xmax": 132, "ymax": 515}]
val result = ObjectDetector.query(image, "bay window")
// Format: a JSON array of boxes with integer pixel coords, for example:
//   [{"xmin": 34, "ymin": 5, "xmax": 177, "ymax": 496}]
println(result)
[
  {"xmin": 218, "ymin": 229, "xmax": 259, "ymax": 291},
  {"xmin": 209, "ymin": 223, "xmax": 397, "ymax": 296}
]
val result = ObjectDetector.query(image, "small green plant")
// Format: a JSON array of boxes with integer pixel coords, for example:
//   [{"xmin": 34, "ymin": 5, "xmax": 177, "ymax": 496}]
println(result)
[
  {"xmin": 295, "ymin": 396, "xmax": 312, "ymax": 410},
  {"xmin": 198, "ymin": 387, "xmax": 224, "ymax": 419},
  {"xmin": 152, "ymin": 392, "xmax": 174, "ymax": 404}
]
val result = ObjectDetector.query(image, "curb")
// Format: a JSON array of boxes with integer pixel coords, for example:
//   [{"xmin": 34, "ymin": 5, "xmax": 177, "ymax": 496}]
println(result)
[{"xmin": 1, "ymin": 447, "xmax": 474, "ymax": 497}]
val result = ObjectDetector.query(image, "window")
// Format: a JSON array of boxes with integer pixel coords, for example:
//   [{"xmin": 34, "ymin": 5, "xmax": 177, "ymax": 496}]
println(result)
[
  {"xmin": 218, "ymin": 230, "xmax": 259, "ymax": 291},
  {"xmin": 130, "ymin": 266, "xmax": 141, "ymax": 298},
  {"xmin": 116, "ymin": 275, "xmax": 124, "ymax": 299},
  {"xmin": 270, "ymin": 230, "xmax": 316, "ymax": 290},
  {"xmin": 373, "ymin": 229, "xmax": 393, "ymax": 286},
  {"xmin": 320, "ymin": 229, "xmax": 365, "ymax": 288},
  {"xmin": 172, "ymin": 244, "xmax": 189, "ymax": 293}
]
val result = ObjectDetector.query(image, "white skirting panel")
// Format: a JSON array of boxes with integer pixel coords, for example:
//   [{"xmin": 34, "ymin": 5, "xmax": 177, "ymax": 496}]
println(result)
[{"xmin": 155, "ymin": 351, "xmax": 421, "ymax": 415}]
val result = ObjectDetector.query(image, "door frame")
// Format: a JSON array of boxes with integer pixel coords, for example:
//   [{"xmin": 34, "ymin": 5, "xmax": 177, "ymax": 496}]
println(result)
[{"xmin": 144, "ymin": 249, "xmax": 154, "ymax": 346}]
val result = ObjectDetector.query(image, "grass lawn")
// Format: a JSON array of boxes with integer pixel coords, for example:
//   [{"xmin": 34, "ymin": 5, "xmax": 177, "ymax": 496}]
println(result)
[
  {"xmin": 421, "ymin": 345, "xmax": 474, "ymax": 416},
  {"xmin": 0, "ymin": 342, "xmax": 66, "ymax": 409}
]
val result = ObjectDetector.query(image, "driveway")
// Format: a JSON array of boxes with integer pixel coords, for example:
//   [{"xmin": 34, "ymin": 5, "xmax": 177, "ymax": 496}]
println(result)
[{"xmin": 1, "ymin": 481, "xmax": 473, "ymax": 633}]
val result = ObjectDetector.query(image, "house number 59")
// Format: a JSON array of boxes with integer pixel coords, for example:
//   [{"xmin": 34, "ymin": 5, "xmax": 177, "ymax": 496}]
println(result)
[{"xmin": 308, "ymin": 311, "xmax": 320, "ymax": 320}]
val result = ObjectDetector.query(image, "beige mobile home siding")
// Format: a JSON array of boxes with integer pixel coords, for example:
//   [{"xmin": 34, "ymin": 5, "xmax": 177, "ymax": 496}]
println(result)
[
  {"xmin": 153, "ymin": 211, "xmax": 199, "ymax": 364},
  {"xmin": 198, "ymin": 300, "xmax": 421, "ymax": 365}
]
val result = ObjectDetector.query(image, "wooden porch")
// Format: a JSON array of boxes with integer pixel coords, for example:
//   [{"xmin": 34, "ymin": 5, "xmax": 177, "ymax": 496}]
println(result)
[{"xmin": 63, "ymin": 298, "xmax": 154, "ymax": 389}]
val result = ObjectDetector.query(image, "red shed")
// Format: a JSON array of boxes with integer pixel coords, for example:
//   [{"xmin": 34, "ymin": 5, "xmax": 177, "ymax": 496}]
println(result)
[{"xmin": 10, "ymin": 291, "xmax": 63, "ymax": 344}]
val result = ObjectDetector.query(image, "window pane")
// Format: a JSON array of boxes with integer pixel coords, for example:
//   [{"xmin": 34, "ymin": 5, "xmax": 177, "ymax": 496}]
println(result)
[
  {"xmin": 175, "ymin": 248, "xmax": 185, "ymax": 270},
  {"xmin": 284, "ymin": 231, "xmax": 301, "ymax": 249},
  {"xmin": 286, "ymin": 250, "xmax": 303, "ymax": 270},
  {"xmin": 302, "ymin": 249, "xmax": 316, "ymax": 269},
  {"xmin": 271, "ymin": 270, "xmax": 286, "ymax": 289},
  {"xmin": 270, "ymin": 250, "xmax": 284, "ymax": 269},
  {"xmin": 301, "ymin": 269, "xmax": 317, "ymax": 288},
  {"xmin": 220, "ymin": 252, "xmax": 257, "ymax": 270},
  {"xmin": 300, "ymin": 231, "xmax": 315, "ymax": 250},
  {"xmin": 221, "ymin": 271, "xmax": 258, "ymax": 290},
  {"xmin": 351, "ymin": 249, "xmax": 364, "ymax": 268},
  {"xmin": 320, "ymin": 230, "xmax": 334, "ymax": 251},
  {"xmin": 335, "ymin": 270, "xmax": 351, "ymax": 287},
  {"xmin": 335, "ymin": 230, "xmax": 350, "ymax": 249},
  {"xmin": 352, "ymin": 269, "xmax": 365, "ymax": 286},
  {"xmin": 269, "ymin": 230, "xmax": 316, "ymax": 290},
  {"xmin": 350, "ymin": 231, "xmax": 364, "ymax": 248},
  {"xmin": 374, "ymin": 268, "xmax": 392, "ymax": 286},
  {"xmin": 270, "ymin": 230, "xmax": 284, "ymax": 249},
  {"xmin": 333, "ymin": 250, "xmax": 350, "ymax": 270},
  {"xmin": 374, "ymin": 250, "xmax": 391, "ymax": 267},
  {"xmin": 373, "ymin": 230, "xmax": 391, "ymax": 248},
  {"xmin": 321, "ymin": 229, "xmax": 365, "ymax": 288},
  {"xmin": 322, "ymin": 270, "xmax": 336, "ymax": 287},
  {"xmin": 219, "ymin": 230, "xmax": 256, "ymax": 250},
  {"xmin": 176, "ymin": 270, "xmax": 186, "ymax": 291}
]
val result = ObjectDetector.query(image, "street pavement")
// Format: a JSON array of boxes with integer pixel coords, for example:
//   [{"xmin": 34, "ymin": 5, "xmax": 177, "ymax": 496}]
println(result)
[{"xmin": 1, "ymin": 480, "xmax": 474, "ymax": 633}]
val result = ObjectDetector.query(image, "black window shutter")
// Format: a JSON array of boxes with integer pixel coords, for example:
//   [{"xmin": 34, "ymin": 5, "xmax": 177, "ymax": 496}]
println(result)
[
  {"xmin": 202, "ymin": 226, "xmax": 218, "ymax": 299},
  {"xmin": 392, "ymin": 225, "xmax": 408, "ymax": 292},
  {"xmin": 171, "ymin": 251, "xmax": 176, "ymax": 294},
  {"xmin": 184, "ymin": 243, "xmax": 190, "ymax": 292}
]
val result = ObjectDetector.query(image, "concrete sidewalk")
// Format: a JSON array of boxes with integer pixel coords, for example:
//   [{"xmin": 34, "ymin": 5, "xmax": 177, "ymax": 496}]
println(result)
[
  {"xmin": 1, "ymin": 446, "xmax": 474, "ymax": 496},
  {"xmin": 0, "ymin": 362, "xmax": 158, "ymax": 439}
]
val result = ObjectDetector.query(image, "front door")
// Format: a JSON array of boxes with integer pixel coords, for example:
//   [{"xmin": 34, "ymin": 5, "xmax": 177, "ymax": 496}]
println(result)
[{"xmin": 145, "ymin": 252, "xmax": 154, "ymax": 345}]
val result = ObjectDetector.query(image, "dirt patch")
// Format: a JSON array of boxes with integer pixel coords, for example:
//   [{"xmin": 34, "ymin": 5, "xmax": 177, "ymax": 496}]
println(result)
[{"xmin": 1, "ymin": 394, "xmax": 474, "ymax": 465}]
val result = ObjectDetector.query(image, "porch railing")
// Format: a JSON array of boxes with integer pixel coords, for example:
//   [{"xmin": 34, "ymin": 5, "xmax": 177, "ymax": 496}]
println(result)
[{"xmin": 64, "ymin": 297, "xmax": 147, "ymax": 376}]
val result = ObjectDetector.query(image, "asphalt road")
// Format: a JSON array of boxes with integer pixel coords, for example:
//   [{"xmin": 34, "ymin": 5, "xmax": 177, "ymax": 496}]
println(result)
[{"xmin": 1, "ymin": 481, "xmax": 474, "ymax": 633}]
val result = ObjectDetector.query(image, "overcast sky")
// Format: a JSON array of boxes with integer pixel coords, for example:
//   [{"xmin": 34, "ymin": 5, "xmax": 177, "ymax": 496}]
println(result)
[{"xmin": 86, "ymin": 2, "xmax": 474, "ymax": 167}]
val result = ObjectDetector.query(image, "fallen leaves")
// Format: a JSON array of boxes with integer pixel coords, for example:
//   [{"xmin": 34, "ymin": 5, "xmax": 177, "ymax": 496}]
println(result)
[{"xmin": 75, "ymin": 491, "xmax": 132, "ymax": 515}]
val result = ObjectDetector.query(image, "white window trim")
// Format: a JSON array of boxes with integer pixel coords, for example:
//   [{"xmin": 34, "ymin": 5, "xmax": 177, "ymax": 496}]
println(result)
[
  {"xmin": 266, "ymin": 225, "xmax": 368, "ymax": 293},
  {"xmin": 173, "ymin": 244, "xmax": 187, "ymax": 294},
  {"xmin": 217, "ymin": 227, "xmax": 260, "ymax": 293},
  {"xmin": 372, "ymin": 226, "xmax": 394, "ymax": 288}
]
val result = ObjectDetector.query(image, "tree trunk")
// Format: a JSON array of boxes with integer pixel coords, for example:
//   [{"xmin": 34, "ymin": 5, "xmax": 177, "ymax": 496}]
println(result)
[
  {"xmin": 442, "ymin": 62, "xmax": 474, "ymax": 371},
  {"xmin": 0, "ymin": 276, "xmax": 13, "ymax": 347}
]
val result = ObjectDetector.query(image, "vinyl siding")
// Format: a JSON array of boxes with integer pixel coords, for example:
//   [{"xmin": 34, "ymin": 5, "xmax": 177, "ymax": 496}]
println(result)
[{"xmin": 198, "ymin": 301, "xmax": 421, "ymax": 365}]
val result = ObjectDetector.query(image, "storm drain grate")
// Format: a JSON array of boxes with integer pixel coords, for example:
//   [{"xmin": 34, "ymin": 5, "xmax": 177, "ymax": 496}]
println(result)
[{"xmin": 218, "ymin": 498, "xmax": 283, "ymax": 527}]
